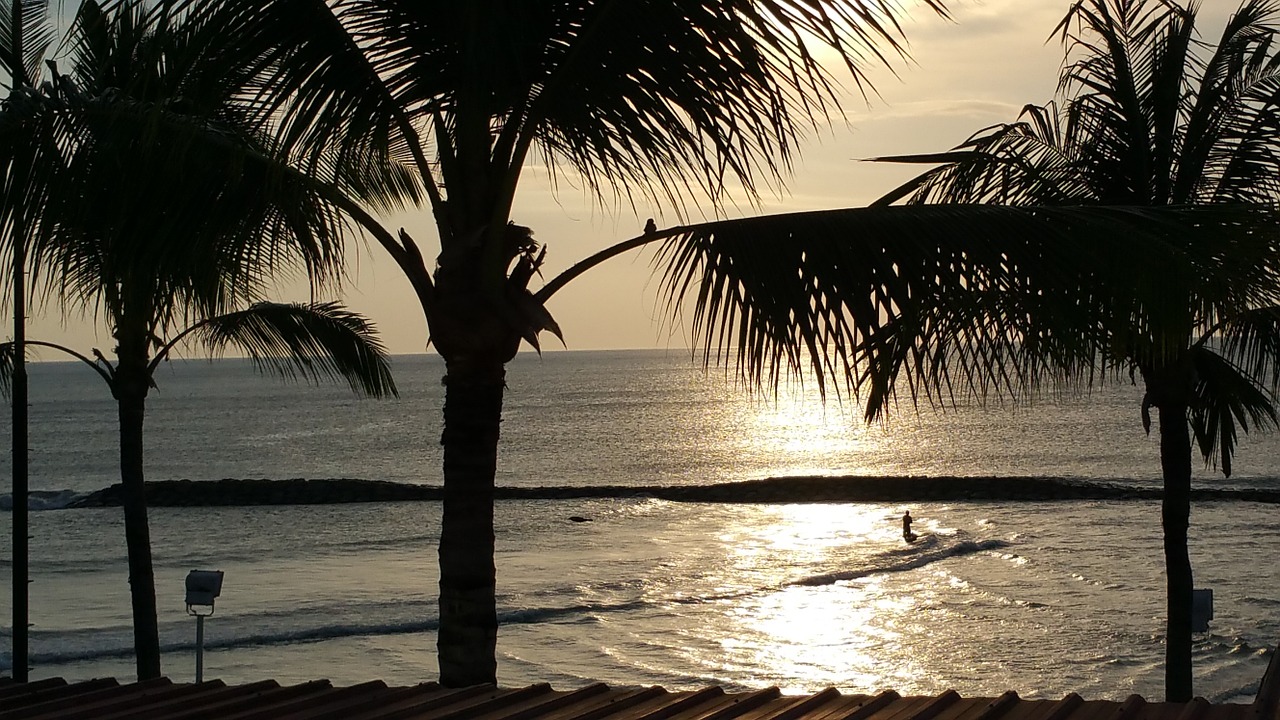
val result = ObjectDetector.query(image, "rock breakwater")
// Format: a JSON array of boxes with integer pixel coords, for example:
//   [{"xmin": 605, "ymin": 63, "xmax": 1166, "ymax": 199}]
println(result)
[{"xmin": 63, "ymin": 475, "xmax": 1280, "ymax": 508}]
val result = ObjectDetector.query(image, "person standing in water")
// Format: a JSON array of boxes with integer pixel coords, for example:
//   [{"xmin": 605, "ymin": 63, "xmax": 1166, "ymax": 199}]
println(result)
[{"xmin": 902, "ymin": 510, "xmax": 917, "ymax": 542}]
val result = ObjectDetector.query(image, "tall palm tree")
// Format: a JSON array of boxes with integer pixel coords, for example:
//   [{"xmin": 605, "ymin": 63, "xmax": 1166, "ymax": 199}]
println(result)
[
  {"xmin": 867, "ymin": 0, "xmax": 1280, "ymax": 700},
  {"xmin": 182, "ymin": 0, "xmax": 972, "ymax": 687},
  {"xmin": 0, "ymin": 0, "xmax": 402, "ymax": 678}
]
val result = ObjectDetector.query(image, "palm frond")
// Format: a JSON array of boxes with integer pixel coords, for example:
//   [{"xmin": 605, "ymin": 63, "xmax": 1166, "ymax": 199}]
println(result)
[
  {"xmin": 180, "ymin": 301, "xmax": 397, "ymax": 399},
  {"xmin": 1213, "ymin": 304, "xmax": 1280, "ymax": 391},
  {"xmin": 523, "ymin": 0, "xmax": 952, "ymax": 213},
  {"xmin": 0, "ymin": 340, "xmax": 13, "ymax": 398},
  {"xmin": 891, "ymin": 0, "xmax": 1280, "ymax": 212},
  {"xmin": 0, "ymin": 0, "xmax": 53, "ymax": 88},
  {"xmin": 1176, "ymin": 0, "xmax": 1280, "ymax": 203},
  {"xmin": 1189, "ymin": 345, "xmax": 1278, "ymax": 476},
  {"xmin": 656, "ymin": 203, "xmax": 1280, "ymax": 420},
  {"xmin": 873, "ymin": 104, "xmax": 1092, "ymax": 206},
  {"xmin": 21, "ymin": 0, "xmax": 394, "ymax": 332},
  {"xmin": 173, "ymin": 0, "xmax": 432, "ymax": 183},
  {"xmin": 33, "ymin": 90, "xmax": 346, "ymax": 320},
  {"xmin": 0, "ymin": 88, "xmax": 71, "ymax": 308},
  {"xmin": 196, "ymin": 0, "xmax": 949, "ymax": 225}
]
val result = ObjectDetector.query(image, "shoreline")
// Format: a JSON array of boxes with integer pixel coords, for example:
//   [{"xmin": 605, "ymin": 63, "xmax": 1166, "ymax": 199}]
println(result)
[{"xmin": 57, "ymin": 475, "xmax": 1280, "ymax": 508}]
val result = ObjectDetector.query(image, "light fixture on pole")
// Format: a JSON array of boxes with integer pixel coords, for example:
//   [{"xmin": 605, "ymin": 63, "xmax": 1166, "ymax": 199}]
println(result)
[{"xmin": 185, "ymin": 570, "xmax": 224, "ymax": 683}]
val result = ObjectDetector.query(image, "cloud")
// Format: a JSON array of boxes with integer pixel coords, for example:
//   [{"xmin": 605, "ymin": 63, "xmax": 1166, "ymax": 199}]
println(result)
[{"xmin": 854, "ymin": 97, "xmax": 1026, "ymax": 123}]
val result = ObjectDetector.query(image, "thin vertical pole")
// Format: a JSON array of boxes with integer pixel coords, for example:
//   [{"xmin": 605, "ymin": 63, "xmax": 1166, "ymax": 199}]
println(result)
[
  {"xmin": 195, "ymin": 614, "xmax": 204, "ymax": 683},
  {"xmin": 9, "ymin": 0, "xmax": 33, "ymax": 682},
  {"xmin": 12, "ymin": 205, "xmax": 29, "ymax": 683}
]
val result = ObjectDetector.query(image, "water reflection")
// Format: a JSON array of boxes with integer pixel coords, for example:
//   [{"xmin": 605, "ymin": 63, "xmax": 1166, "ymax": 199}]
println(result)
[
  {"xmin": 737, "ymin": 382, "xmax": 896, "ymax": 478},
  {"xmin": 676, "ymin": 504, "xmax": 927, "ymax": 692}
]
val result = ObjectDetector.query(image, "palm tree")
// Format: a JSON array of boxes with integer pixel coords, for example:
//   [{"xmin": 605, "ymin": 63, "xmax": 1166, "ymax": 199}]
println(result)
[
  {"xmin": 0, "ymin": 0, "xmax": 402, "ymax": 678},
  {"xmin": 866, "ymin": 0, "xmax": 1280, "ymax": 700},
  {"xmin": 0, "ymin": 305, "xmax": 397, "ymax": 679},
  {"xmin": 182, "ymin": 0, "xmax": 974, "ymax": 687}
]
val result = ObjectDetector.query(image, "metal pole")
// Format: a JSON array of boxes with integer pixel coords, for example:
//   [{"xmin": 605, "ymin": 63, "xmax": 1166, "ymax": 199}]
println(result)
[
  {"xmin": 11, "ymin": 187, "xmax": 29, "ymax": 683},
  {"xmin": 8, "ymin": 0, "xmax": 32, "ymax": 680},
  {"xmin": 195, "ymin": 614, "xmax": 204, "ymax": 683}
]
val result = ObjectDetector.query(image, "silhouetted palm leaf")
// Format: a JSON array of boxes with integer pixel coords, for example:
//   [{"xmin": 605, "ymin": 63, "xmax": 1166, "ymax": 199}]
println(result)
[
  {"xmin": 873, "ymin": 103, "xmax": 1093, "ymax": 206},
  {"xmin": 0, "ymin": 340, "xmax": 13, "ymax": 397},
  {"xmin": 658, "ymin": 203, "xmax": 1280, "ymax": 415},
  {"xmin": 1189, "ymin": 345, "xmax": 1278, "ymax": 477},
  {"xmin": 0, "ymin": 96, "xmax": 60, "ymax": 296},
  {"xmin": 31, "ymin": 8, "xmax": 334, "ymax": 305},
  {"xmin": 176, "ymin": 301, "xmax": 397, "ymax": 398},
  {"xmin": 1214, "ymin": 304, "xmax": 1280, "ymax": 388},
  {"xmin": 0, "ymin": 0, "xmax": 54, "ymax": 87},
  {"xmin": 885, "ymin": 0, "xmax": 1280, "ymax": 209},
  {"xmin": 190, "ymin": 0, "xmax": 948, "ymax": 221}
]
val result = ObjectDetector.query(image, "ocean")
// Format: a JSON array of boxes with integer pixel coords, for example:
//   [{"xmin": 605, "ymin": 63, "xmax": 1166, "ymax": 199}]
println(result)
[{"xmin": 0, "ymin": 349, "xmax": 1278, "ymax": 701}]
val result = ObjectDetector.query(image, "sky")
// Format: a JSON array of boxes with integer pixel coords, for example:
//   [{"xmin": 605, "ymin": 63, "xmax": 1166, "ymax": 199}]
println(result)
[{"xmin": 21, "ymin": 0, "xmax": 1239, "ymax": 358}]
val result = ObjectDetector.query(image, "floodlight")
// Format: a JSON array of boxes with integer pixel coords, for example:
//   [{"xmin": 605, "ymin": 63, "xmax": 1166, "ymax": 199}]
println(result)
[
  {"xmin": 184, "ymin": 569, "xmax": 225, "ymax": 683},
  {"xmin": 185, "ymin": 570, "xmax": 224, "ymax": 611}
]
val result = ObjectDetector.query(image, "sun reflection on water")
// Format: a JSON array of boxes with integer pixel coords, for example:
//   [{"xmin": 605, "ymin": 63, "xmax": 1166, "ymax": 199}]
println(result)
[
  {"xmin": 644, "ymin": 372, "xmax": 988, "ymax": 693},
  {"xmin": 671, "ymin": 504, "xmax": 934, "ymax": 693},
  {"xmin": 724, "ymin": 580, "xmax": 922, "ymax": 693},
  {"xmin": 728, "ymin": 380, "xmax": 899, "ymax": 478}
]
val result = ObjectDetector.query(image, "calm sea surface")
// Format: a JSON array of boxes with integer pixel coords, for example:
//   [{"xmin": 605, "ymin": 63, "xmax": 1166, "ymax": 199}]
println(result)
[{"xmin": 0, "ymin": 349, "xmax": 1278, "ymax": 700}]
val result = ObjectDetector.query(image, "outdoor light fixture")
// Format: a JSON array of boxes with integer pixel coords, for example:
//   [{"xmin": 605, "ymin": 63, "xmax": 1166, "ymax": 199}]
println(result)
[{"xmin": 185, "ymin": 569, "xmax": 224, "ymax": 683}]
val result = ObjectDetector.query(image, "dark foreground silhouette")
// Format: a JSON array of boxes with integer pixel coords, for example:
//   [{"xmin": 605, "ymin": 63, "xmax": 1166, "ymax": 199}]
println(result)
[{"xmin": 63, "ymin": 475, "xmax": 1280, "ymax": 508}]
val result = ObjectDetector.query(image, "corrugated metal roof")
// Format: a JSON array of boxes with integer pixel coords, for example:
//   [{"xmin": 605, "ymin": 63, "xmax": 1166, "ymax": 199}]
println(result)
[{"xmin": 2, "ymin": 673, "xmax": 1277, "ymax": 720}]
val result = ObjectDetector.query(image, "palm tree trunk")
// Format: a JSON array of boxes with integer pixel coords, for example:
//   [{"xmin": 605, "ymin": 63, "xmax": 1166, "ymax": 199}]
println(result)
[
  {"xmin": 114, "ymin": 359, "xmax": 162, "ymax": 680},
  {"xmin": 1158, "ymin": 402, "xmax": 1193, "ymax": 702},
  {"xmin": 437, "ymin": 355, "xmax": 504, "ymax": 687}
]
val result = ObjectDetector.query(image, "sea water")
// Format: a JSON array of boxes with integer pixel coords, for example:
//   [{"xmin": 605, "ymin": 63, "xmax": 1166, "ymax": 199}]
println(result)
[{"xmin": 0, "ymin": 350, "xmax": 1278, "ymax": 700}]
